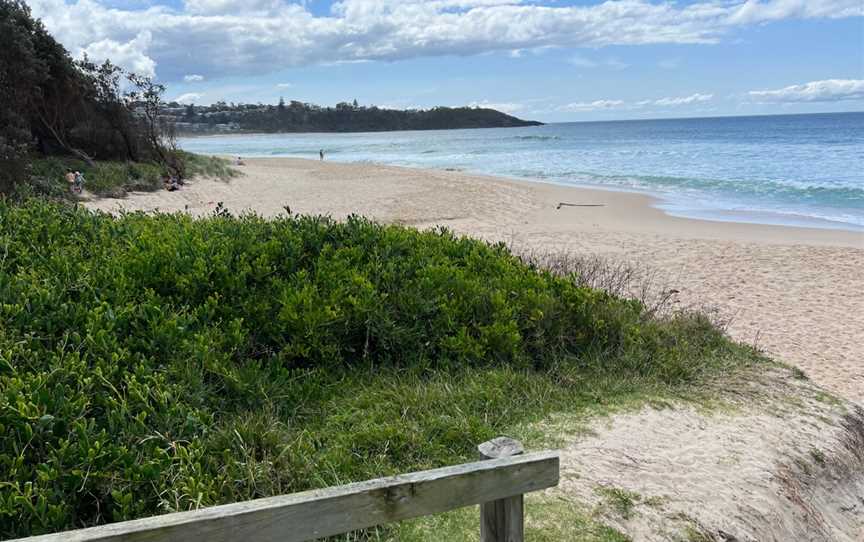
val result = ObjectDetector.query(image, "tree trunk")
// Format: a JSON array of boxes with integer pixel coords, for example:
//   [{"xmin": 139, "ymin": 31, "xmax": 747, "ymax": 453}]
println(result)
[{"xmin": 37, "ymin": 110, "xmax": 96, "ymax": 167}]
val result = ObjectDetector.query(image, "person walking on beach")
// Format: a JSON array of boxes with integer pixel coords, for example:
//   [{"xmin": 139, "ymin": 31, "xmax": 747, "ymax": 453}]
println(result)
[{"xmin": 319, "ymin": 149, "xmax": 324, "ymax": 161}]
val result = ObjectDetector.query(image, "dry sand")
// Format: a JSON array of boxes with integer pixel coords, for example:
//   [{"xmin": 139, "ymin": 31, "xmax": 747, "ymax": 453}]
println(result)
[
  {"xmin": 549, "ymin": 369, "xmax": 864, "ymax": 541},
  {"xmin": 86, "ymin": 157, "xmax": 864, "ymax": 404}
]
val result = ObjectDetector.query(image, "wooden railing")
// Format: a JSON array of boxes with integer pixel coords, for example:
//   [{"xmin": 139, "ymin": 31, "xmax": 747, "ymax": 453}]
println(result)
[{"xmin": 14, "ymin": 437, "xmax": 558, "ymax": 542}]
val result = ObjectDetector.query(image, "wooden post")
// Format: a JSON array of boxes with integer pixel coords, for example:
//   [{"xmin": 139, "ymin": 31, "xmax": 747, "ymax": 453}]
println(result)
[{"xmin": 478, "ymin": 437, "xmax": 525, "ymax": 542}]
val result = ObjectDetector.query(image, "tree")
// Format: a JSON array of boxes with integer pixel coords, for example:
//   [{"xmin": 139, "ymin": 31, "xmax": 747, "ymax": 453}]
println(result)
[
  {"xmin": 0, "ymin": 0, "xmax": 41, "ymax": 191},
  {"xmin": 77, "ymin": 56, "xmax": 140, "ymax": 161},
  {"xmin": 126, "ymin": 73, "xmax": 181, "ymax": 176},
  {"xmin": 25, "ymin": 5, "xmax": 96, "ymax": 165}
]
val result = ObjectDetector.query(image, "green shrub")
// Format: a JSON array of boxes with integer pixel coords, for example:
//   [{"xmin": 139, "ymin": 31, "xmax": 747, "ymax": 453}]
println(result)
[
  {"xmin": 25, "ymin": 154, "xmax": 234, "ymax": 198},
  {"xmin": 0, "ymin": 200, "xmax": 760, "ymax": 537},
  {"xmin": 177, "ymin": 151, "xmax": 239, "ymax": 180}
]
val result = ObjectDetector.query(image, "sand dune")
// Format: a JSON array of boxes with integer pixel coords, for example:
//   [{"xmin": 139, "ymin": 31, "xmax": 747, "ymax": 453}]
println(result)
[{"xmin": 86, "ymin": 157, "xmax": 864, "ymax": 404}]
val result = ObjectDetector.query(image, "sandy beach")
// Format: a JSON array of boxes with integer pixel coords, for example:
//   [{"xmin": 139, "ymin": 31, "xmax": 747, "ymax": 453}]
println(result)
[{"xmin": 86, "ymin": 157, "xmax": 864, "ymax": 404}]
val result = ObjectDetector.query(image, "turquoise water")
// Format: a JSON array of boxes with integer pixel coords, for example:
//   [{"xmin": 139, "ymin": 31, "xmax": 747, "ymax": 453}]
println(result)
[{"xmin": 179, "ymin": 112, "xmax": 864, "ymax": 231}]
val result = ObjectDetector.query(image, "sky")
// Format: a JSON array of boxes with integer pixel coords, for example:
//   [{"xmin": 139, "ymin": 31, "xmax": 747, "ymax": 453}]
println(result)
[{"xmin": 28, "ymin": 0, "xmax": 864, "ymax": 122}]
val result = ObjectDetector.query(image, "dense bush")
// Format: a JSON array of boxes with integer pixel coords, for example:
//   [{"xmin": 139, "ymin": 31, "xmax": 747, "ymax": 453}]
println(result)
[{"xmin": 0, "ymin": 200, "xmax": 756, "ymax": 537}]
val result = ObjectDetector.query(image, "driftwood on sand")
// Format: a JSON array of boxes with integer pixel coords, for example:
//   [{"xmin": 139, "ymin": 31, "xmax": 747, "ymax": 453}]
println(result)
[{"xmin": 556, "ymin": 202, "xmax": 606, "ymax": 209}]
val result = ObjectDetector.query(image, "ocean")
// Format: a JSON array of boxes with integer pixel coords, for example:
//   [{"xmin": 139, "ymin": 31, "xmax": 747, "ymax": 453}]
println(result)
[{"xmin": 178, "ymin": 112, "xmax": 864, "ymax": 231}]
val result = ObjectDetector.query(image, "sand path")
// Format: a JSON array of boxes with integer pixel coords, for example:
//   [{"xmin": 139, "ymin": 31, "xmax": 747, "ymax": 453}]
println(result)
[
  {"xmin": 86, "ymin": 157, "xmax": 864, "ymax": 404},
  {"xmin": 550, "ymin": 369, "xmax": 864, "ymax": 541}
]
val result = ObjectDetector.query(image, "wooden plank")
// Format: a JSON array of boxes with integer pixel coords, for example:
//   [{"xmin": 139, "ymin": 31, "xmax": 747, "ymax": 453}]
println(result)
[{"xmin": 15, "ymin": 451, "xmax": 558, "ymax": 542}]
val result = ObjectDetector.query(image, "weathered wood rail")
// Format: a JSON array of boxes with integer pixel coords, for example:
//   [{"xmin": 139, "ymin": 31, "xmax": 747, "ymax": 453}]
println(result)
[{"xmin": 14, "ymin": 438, "xmax": 558, "ymax": 542}]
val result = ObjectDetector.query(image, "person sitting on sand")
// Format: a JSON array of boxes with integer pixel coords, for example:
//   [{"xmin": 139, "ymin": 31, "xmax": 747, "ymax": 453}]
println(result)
[
  {"xmin": 235, "ymin": 156, "xmax": 245, "ymax": 166},
  {"xmin": 163, "ymin": 174, "xmax": 180, "ymax": 192}
]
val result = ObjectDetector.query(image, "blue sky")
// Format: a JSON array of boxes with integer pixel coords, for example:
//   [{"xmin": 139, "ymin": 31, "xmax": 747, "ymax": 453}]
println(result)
[{"xmin": 31, "ymin": 0, "xmax": 864, "ymax": 121}]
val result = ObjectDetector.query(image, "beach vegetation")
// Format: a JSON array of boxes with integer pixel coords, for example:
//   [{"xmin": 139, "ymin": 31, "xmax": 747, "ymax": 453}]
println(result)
[
  {"xmin": 23, "ymin": 152, "xmax": 236, "ymax": 199},
  {"xmin": 594, "ymin": 486, "xmax": 643, "ymax": 520},
  {"xmin": 809, "ymin": 448, "xmax": 826, "ymax": 466},
  {"xmin": 790, "ymin": 366, "xmax": 808, "ymax": 380},
  {"xmin": 0, "ymin": 200, "xmax": 765, "ymax": 538},
  {"xmin": 394, "ymin": 496, "xmax": 631, "ymax": 542}
]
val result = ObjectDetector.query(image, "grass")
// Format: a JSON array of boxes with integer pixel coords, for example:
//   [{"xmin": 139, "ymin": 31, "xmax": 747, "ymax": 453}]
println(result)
[
  {"xmin": 809, "ymin": 448, "xmax": 827, "ymax": 467},
  {"xmin": 176, "ymin": 150, "xmax": 239, "ymax": 180},
  {"xmin": 594, "ymin": 487, "xmax": 643, "ymax": 520},
  {"xmin": 790, "ymin": 366, "xmax": 808, "ymax": 380},
  {"xmin": 393, "ymin": 496, "xmax": 631, "ymax": 542},
  {"xmin": 0, "ymin": 199, "xmax": 766, "ymax": 538},
  {"xmin": 25, "ymin": 152, "xmax": 236, "ymax": 198}
]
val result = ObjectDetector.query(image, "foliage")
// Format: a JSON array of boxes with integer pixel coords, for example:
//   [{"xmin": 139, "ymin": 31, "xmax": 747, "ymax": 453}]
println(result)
[
  {"xmin": 169, "ymin": 101, "xmax": 543, "ymax": 134},
  {"xmin": 0, "ymin": 201, "xmax": 762, "ymax": 537},
  {"xmin": 594, "ymin": 486, "xmax": 644, "ymax": 520},
  {"xmin": 395, "ymin": 495, "xmax": 631, "ymax": 542},
  {"xmin": 28, "ymin": 157, "xmax": 162, "ymax": 197},
  {"xmin": 24, "ymin": 154, "xmax": 234, "ymax": 198},
  {"xmin": 0, "ymin": 0, "xmax": 43, "ymax": 191},
  {"xmin": 176, "ymin": 151, "xmax": 239, "ymax": 181}
]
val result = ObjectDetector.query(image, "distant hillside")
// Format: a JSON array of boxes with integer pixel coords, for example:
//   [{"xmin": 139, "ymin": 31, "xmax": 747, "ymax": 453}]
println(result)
[{"xmin": 165, "ymin": 100, "xmax": 543, "ymax": 134}]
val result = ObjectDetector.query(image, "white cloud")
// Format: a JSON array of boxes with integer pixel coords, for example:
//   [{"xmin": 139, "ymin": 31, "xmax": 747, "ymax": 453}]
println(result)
[
  {"xmin": 28, "ymin": 0, "xmax": 864, "ymax": 82},
  {"xmin": 184, "ymin": 0, "xmax": 284, "ymax": 15},
  {"xmin": 569, "ymin": 55, "xmax": 628, "ymax": 70},
  {"xmin": 175, "ymin": 92, "xmax": 204, "ymax": 103},
  {"xmin": 654, "ymin": 93, "xmax": 714, "ymax": 106},
  {"xmin": 184, "ymin": 74, "xmax": 205, "ymax": 82},
  {"xmin": 728, "ymin": 0, "xmax": 863, "ymax": 24},
  {"xmin": 748, "ymin": 79, "xmax": 864, "ymax": 102},
  {"xmin": 276, "ymin": 83, "xmax": 294, "ymax": 88},
  {"xmin": 469, "ymin": 100, "xmax": 524, "ymax": 114},
  {"xmin": 78, "ymin": 31, "xmax": 156, "ymax": 77},
  {"xmin": 560, "ymin": 93, "xmax": 714, "ymax": 112},
  {"xmin": 560, "ymin": 100, "xmax": 626, "ymax": 112}
]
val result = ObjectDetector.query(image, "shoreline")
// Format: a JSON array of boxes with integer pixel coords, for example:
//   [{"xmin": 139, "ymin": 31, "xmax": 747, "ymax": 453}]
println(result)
[
  {"xmin": 85, "ymin": 156, "xmax": 864, "ymax": 402},
  {"xmin": 178, "ymin": 133, "xmax": 864, "ymax": 234},
  {"xmin": 444, "ymin": 168, "xmax": 864, "ymax": 241},
  {"xmin": 211, "ymin": 156, "xmax": 864, "ymax": 247}
]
